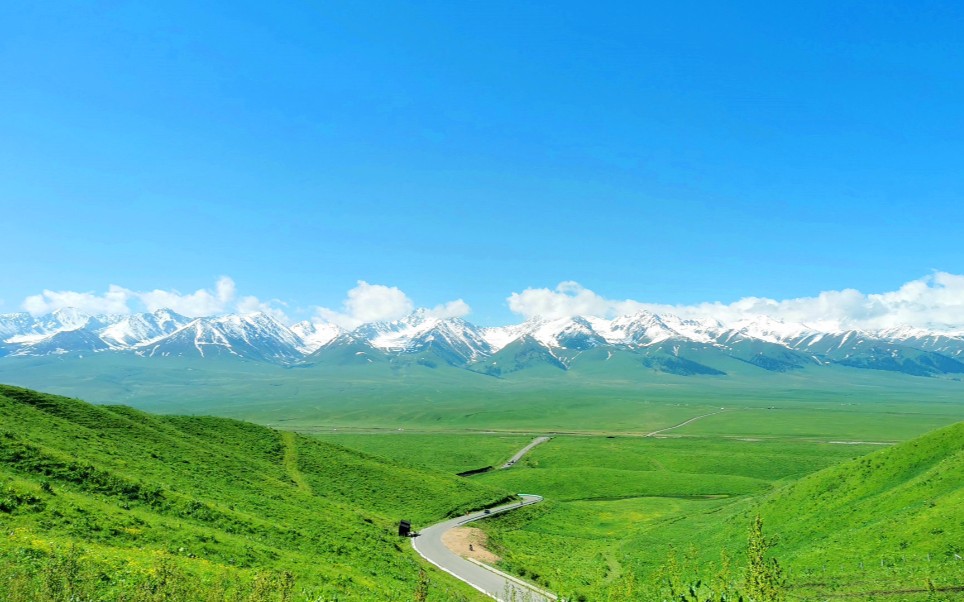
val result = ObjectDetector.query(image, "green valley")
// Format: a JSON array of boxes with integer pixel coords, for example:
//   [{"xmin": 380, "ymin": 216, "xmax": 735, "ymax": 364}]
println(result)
[
  {"xmin": 455, "ymin": 428, "xmax": 964, "ymax": 600},
  {"xmin": 1, "ymin": 380, "xmax": 962, "ymax": 601},
  {"xmin": 0, "ymin": 385, "xmax": 513, "ymax": 601},
  {"xmin": 7, "ymin": 2, "xmax": 964, "ymax": 600}
]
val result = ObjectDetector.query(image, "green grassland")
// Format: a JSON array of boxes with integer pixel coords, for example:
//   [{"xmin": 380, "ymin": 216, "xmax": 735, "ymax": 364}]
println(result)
[
  {"xmin": 313, "ymin": 434, "xmax": 534, "ymax": 474},
  {"xmin": 311, "ymin": 424, "xmax": 963, "ymax": 600},
  {"xmin": 2, "ymin": 354, "xmax": 962, "ymax": 438},
  {"xmin": 473, "ymin": 436, "xmax": 876, "ymax": 500},
  {"xmin": 465, "ymin": 435, "xmax": 879, "ymax": 598},
  {"xmin": 470, "ymin": 427, "xmax": 964, "ymax": 600},
  {"xmin": 0, "ymin": 385, "xmax": 512, "ymax": 601},
  {"xmin": 1, "ymin": 359, "xmax": 962, "ymax": 601},
  {"xmin": 669, "ymin": 405, "xmax": 963, "ymax": 441}
]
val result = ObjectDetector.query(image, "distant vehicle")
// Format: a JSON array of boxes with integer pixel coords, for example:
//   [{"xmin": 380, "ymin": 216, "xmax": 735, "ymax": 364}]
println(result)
[{"xmin": 483, "ymin": 509, "xmax": 491, "ymax": 515}]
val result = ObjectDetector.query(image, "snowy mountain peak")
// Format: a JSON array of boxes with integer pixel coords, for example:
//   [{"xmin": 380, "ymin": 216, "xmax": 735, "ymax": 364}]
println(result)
[
  {"xmin": 721, "ymin": 316, "xmax": 816, "ymax": 345},
  {"xmin": 135, "ymin": 312, "xmax": 303, "ymax": 362},
  {"xmin": 608, "ymin": 311, "xmax": 690, "ymax": 345},
  {"xmin": 99, "ymin": 309, "xmax": 191, "ymax": 348},
  {"xmin": 3, "ymin": 308, "xmax": 964, "ymax": 373},
  {"xmin": 291, "ymin": 320, "xmax": 343, "ymax": 353},
  {"xmin": 49, "ymin": 307, "xmax": 91, "ymax": 328}
]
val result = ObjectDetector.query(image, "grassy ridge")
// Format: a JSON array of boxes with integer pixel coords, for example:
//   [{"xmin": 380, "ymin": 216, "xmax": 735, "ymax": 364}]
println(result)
[
  {"xmin": 747, "ymin": 421, "xmax": 964, "ymax": 596},
  {"xmin": 471, "ymin": 435, "xmax": 879, "ymax": 598},
  {"xmin": 1, "ymin": 378, "xmax": 961, "ymax": 600},
  {"xmin": 0, "ymin": 385, "xmax": 512, "ymax": 600},
  {"xmin": 476, "ymin": 426, "xmax": 964, "ymax": 600}
]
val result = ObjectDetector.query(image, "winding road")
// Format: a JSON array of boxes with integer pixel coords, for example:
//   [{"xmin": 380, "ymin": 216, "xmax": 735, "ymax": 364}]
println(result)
[
  {"xmin": 412, "ymin": 495, "xmax": 553, "ymax": 601},
  {"xmin": 413, "ymin": 436, "xmax": 555, "ymax": 601},
  {"xmin": 413, "ymin": 411, "xmax": 733, "ymax": 599},
  {"xmin": 500, "ymin": 436, "xmax": 551, "ymax": 469}
]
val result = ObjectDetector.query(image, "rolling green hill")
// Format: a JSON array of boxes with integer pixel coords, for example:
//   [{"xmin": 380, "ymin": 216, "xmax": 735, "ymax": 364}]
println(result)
[
  {"xmin": 654, "ymin": 421, "xmax": 964, "ymax": 599},
  {"xmin": 669, "ymin": 420, "xmax": 964, "ymax": 599},
  {"xmin": 743, "ymin": 420, "xmax": 964, "ymax": 598},
  {"xmin": 0, "ymin": 384, "xmax": 512, "ymax": 601},
  {"xmin": 475, "ymin": 423, "xmax": 964, "ymax": 600}
]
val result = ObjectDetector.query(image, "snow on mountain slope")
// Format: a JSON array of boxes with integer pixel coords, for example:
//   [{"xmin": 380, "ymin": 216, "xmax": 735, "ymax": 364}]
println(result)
[
  {"xmin": 608, "ymin": 311, "xmax": 719, "ymax": 346},
  {"xmin": 0, "ymin": 313, "xmax": 35, "ymax": 340},
  {"xmin": 716, "ymin": 316, "xmax": 816, "ymax": 347},
  {"xmin": 136, "ymin": 313, "xmax": 303, "ymax": 363},
  {"xmin": 403, "ymin": 318, "xmax": 492, "ymax": 364},
  {"xmin": 478, "ymin": 313, "xmax": 726, "ymax": 362},
  {"xmin": 874, "ymin": 327, "xmax": 964, "ymax": 358},
  {"xmin": 515, "ymin": 316, "xmax": 607, "ymax": 350},
  {"xmin": 303, "ymin": 333, "xmax": 389, "ymax": 366},
  {"xmin": 351, "ymin": 309, "xmax": 438, "ymax": 350},
  {"xmin": 290, "ymin": 321, "xmax": 343, "ymax": 353},
  {"xmin": 349, "ymin": 309, "xmax": 491, "ymax": 363},
  {"xmin": 3, "ymin": 308, "xmax": 107, "ymax": 343},
  {"xmin": 11, "ymin": 328, "xmax": 112, "ymax": 356},
  {"xmin": 37, "ymin": 307, "xmax": 93, "ymax": 333},
  {"xmin": 3, "ymin": 306, "xmax": 964, "ymax": 376},
  {"xmin": 481, "ymin": 323, "xmax": 530, "ymax": 352},
  {"xmin": 99, "ymin": 309, "xmax": 191, "ymax": 348}
]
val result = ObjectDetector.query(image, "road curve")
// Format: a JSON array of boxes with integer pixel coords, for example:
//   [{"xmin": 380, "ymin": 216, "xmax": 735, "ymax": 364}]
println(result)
[
  {"xmin": 412, "ymin": 495, "xmax": 554, "ymax": 601},
  {"xmin": 500, "ymin": 436, "xmax": 551, "ymax": 469}
]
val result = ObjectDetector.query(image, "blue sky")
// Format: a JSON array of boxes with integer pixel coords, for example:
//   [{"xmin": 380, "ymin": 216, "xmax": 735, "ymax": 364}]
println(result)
[{"xmin": 2, "ymin": 1, "xmax": 963, "ymax": 326}]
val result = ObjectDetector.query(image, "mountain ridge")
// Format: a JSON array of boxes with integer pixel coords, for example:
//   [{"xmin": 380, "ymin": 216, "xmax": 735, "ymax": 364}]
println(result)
[{"xmin": 3, "ymin": 308, "xmax": 964, "ymax": 378}]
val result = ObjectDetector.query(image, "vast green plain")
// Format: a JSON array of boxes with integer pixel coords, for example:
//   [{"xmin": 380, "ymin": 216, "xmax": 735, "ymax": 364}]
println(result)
[
  {"xmin": 323, "ymin": 427, "xmax": 963, "ymax": 600},
  {"xmin": 2, "ymin": 359, "xmax": 962, "ymax": 601},
  {"xmin": 314, "ymin": 385, "xmax": 963, "ymax": 601},
  {"xmin": 3, "ymin": 354, "xmax": 962, "ymax": 437}
]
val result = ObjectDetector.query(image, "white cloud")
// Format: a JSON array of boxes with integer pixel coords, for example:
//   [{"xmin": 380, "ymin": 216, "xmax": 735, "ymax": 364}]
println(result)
[
  {"xmin": 23, "ymin": 285, "xmax": 133, "ymax": 316},
  {"xmin": 138, "ymin": 276, "xmax": 237, "ymax": 317},
  {"xmin": 507, "ymin": 281, "xmax": 646, "ymax": 320},
  {"xmin": 428, "ymin": 299, "xmax": 472, "ymax": 319},
  {"xmin": 316, "ymin": 281, "xmax": 413, "ymax": 328},
  {"xmin": 21, "ymin": 272, "xmax": 964, "ymax": 333},
  {"xmin": 507, "ymin": 272, "xmax": 964, "ymax": 332},
  {"xmin": 236, "ymin": 295, "xmax": 290, "ymax": 324},
  {"xmin": 315, "ymin": 281, "xmax": 470, "ymax": 329},
  {"xmin": 21, "ymin": 276, "xmax": 290, "ymax": 323}
]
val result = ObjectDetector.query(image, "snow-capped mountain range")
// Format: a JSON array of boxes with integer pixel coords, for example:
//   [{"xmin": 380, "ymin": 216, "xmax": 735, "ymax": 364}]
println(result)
[{"xmin": 2, "ymin": 307, "xmax": 964, "ymax": 378}]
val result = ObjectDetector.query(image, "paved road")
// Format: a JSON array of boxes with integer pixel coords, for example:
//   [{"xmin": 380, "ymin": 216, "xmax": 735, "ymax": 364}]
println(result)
[
  {"xmin": 500, "ymin": 436, "xmax": 551, "ymax": 469},
  {"xmin": 412, "ymin": 495, "xmax": 554, "ymax": 601}
]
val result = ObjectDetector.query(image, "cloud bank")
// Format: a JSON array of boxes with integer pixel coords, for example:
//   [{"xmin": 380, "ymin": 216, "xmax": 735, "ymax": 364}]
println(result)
[
  {"xmin": 506, "ymin": 272, "xmax": 964, "ymax": 332},
  {"xmin": 23, "ymin": 285, "xmax": 133, "ymax": 317},
  {"xmin": 315, "ymin": 281, "xmax": 470, "ymax": 329},
  {"xmin": 19, "ymin": 272, "xmax": 964, "ymax": 333},
  {"xmin": 18, "ymin": 278, "xmax": 470, "ymax": 329},
  {"xmin": 507, "ymin": 281, "xmax": 647, "ymax": 321},
  {"xmin": 21, "ymin": 277, "xmax": 290, "ymax": 323}
]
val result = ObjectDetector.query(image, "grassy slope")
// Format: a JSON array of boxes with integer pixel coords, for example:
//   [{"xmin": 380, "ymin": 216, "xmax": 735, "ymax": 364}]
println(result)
[
  {"xmin": 653, "ymin": 421, "xmax": 964, "ymax": 598},
  {"xmin": 749, "ymin": 420, "xmax": 964, "ymax": 596},
  {"xmin": 471, "ymin": 435, "xmax": 880, "ymax": 597},
  {"xmin": 477, "ymin": 425, "xmax": 964, "ymax": 600},
  {"xmin": 0, "ymin": 385, "xmax": 513, "ymax": 601}
]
